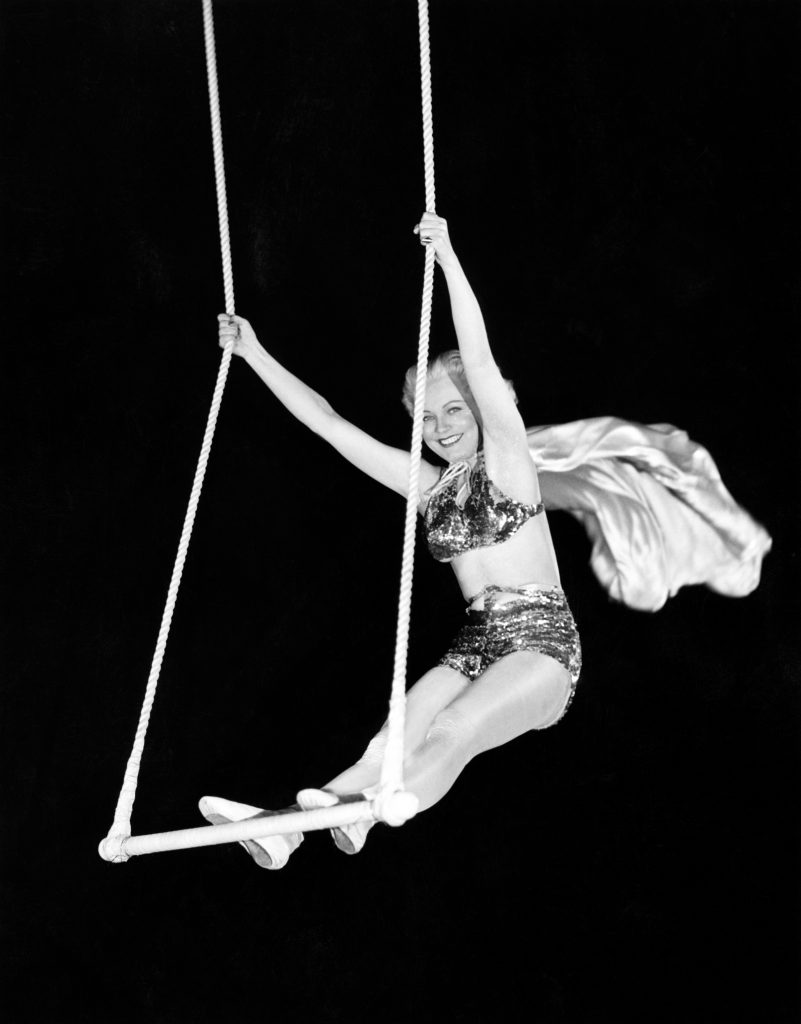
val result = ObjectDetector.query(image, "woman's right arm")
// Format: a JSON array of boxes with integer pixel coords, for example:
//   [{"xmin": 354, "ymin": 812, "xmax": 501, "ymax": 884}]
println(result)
[{"xmin": 219, "ymin": 315, "xmax": 439, "ymax": 499}]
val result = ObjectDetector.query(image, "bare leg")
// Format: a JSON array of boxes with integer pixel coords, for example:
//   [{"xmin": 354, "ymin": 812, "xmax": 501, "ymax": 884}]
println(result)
[
  {"xmin": 304, "ymin": 654, "xmax": 570, "ymax": 853},
  {"xmin": 201, "ymin": 667, "xmax": 469, "ymax": 866},
  {"xmin": 299, "ymin": 667, "xmax": 469, "ymax": 853},
  {"xmin": 322, "ymin": 666, "xmax": 469, "ymax": 796},
  {"xmin": 203, "ymin": 656, "xmax": 569, "ymax": 865},
  {"xmin": 398, "ymin": 651, "xmax": 572, "ymax": 812}
]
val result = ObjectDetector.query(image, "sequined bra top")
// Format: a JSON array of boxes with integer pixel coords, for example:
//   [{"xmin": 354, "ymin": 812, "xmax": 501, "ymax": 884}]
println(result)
[{"xmin": 422, "ymin": 452, "xmax": 544, "ymax": 563}]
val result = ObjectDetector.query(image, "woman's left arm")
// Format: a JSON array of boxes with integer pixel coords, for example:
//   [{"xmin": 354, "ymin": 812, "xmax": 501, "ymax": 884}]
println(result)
[{"xmin": 416, "ymin": 212, "xmax": 527, "ymax": 450}]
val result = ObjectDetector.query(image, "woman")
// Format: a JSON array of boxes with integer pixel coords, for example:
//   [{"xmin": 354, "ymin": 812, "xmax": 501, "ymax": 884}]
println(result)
[{"xmin": 200, "ymin": 213, "xmax": 581, "ymax": 868}]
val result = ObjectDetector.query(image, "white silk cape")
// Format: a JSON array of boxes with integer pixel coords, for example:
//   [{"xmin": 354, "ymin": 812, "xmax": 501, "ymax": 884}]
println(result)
[{"xmin": 527, "ymin": 417, "xmax": 772, "ymax": 612}]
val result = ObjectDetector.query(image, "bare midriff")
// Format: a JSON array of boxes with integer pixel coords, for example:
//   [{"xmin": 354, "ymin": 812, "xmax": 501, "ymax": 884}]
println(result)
[{"xmin": 450, "ymin": 513, "xmax": 562, "ymax": 610}]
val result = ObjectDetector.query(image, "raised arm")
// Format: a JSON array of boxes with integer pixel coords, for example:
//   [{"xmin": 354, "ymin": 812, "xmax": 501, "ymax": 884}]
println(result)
[
  {"xmin": 218, "ymin": 315, "xmax": 439, "ymax": 499},
  {"xmin": 415, "ymin": 213, "xmax": 527, "ymax": 452}
]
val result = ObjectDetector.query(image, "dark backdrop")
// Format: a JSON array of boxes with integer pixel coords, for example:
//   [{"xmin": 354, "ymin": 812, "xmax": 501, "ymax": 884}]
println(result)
[{"xmin": 3, "ymin": 2, "xmax": 799, "ymax": 1022}]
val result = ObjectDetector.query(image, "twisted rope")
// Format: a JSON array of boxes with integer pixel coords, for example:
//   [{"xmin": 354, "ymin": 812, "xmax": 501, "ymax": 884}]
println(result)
[
  {"xmin": 378, "ymin": 0, "xmax": 436, "ymax": 807},
  {"xmin": 101, "ymin": 0, "xmax": 235, "ymax": 861},
  {"xmin": 203, "ymin": 0, "xmax": 235, "ymax": 316}
]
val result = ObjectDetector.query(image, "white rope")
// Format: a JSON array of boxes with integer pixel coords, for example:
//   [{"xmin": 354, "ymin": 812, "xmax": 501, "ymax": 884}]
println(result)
[
  {"xmin": 100, "ymin": 0, "xmax": 236, "ymax": 861},
  {"xmin": 202, "ymin": 0, "xmax": 235, "ymax": 317},
  {"xmin": 377, "ymin": 0, "xmax": 436, "ymax": 813}
]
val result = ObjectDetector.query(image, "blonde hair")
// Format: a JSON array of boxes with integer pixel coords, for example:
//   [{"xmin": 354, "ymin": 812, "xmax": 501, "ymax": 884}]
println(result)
[{"xmin": 400, "ymin": 349, "xmax": 517, "ymax": 416}]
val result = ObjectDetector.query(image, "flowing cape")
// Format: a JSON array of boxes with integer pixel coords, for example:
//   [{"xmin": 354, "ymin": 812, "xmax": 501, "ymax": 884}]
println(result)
[{"xmin": 527, "ymin": 418, "xmax": 772, "ymax": 612}]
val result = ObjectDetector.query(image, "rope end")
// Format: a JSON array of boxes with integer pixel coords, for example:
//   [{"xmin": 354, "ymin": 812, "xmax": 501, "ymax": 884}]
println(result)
[
  {"xmin": 98, "ymin": 832, "xmax": 131, "ymax": 864},
  {"xmin": 373, "ymin": 788, "xmax": 419, "ymax": 827}
]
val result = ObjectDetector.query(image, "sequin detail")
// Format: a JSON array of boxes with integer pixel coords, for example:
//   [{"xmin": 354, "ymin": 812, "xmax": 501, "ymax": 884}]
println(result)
[
  {"xmin": 438, "ymin": 586, "xmax": 581, "ymax": 726},
  {"xmin": 423, "ymin": 452, "xmax": 544, "ymax": 563}
]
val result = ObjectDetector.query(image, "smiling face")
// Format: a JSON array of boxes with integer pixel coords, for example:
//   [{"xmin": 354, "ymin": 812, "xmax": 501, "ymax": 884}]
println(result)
[{"xmin": 422, "ymin": 375, "xmax": 481, "ymax": 462}]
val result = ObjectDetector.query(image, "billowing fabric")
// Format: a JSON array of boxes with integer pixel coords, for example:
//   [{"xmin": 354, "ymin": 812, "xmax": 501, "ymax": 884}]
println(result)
[
  {"xmin": 526, "ymin": 417, "xmax": 772, "ymax": 611},
  {"xmin": 423, "ymin": 451, "xmax": 544, "ymax": 563}
]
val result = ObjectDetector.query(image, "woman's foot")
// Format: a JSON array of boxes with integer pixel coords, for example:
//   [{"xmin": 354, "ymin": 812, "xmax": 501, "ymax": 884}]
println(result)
[
  {"xmin": 296, "ymin": 788, "xmax": 375, "ymax": 855},
  {"xmin": 199, "ymin": 795, "xmax": 304, "ymax": 870}
]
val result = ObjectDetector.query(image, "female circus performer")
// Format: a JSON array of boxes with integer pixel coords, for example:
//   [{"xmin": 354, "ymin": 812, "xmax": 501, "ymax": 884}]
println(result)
[{"xmin": 200, "ymin": 212, "xmax": 582, "ymax": 868}]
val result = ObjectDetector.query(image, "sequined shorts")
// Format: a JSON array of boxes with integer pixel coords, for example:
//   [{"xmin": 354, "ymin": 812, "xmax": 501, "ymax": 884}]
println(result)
[{"xmin": 437, "ymin": 584, "xmax": 582, "ymax": 724}]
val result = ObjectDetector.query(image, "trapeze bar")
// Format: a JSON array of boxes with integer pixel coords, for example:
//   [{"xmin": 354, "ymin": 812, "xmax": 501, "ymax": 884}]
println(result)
[
  {"xmin": 99, "ymin": 790, "xmax": 419, "ymax": 863},
  {"xmin": 99, "ymin": 801, "xmax": 373, "ymax": 862}
]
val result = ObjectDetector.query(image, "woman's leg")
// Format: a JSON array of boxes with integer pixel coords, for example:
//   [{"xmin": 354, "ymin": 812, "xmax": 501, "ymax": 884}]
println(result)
[
  {"xmin": 398, "ymin": 651, "xmax": 572, "ymax": 812},
  {"xmin": 297, "ymin": 666, "xmax": 470, "ymax": 854},
  {"xmin": 320, "ymin": 665, "xmax": 470, "ymax": 796},
  {"xmin": 302, "ymin": 652, "xmax": 569, "ymax": 853},
  {"xmin": 201, "ymin": 667, "xmax": 469, "ymax": 866}
]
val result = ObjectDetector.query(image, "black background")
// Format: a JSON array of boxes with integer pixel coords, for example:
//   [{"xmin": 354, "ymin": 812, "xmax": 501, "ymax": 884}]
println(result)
[{"xmin": 3, "ymin": 1, "xmax": 800, "ymax": 1022}]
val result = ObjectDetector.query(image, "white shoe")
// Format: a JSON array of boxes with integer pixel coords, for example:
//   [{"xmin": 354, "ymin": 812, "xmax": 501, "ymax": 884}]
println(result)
[
  {"xmin": 296, "ymin": 788, "xmax": 373, "ymax": 856},
  {"xmin": 199, "ymin": 795, "xmax": 303, "ymax": 870}
]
